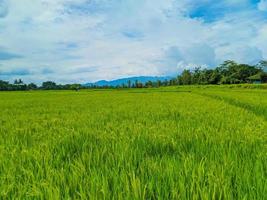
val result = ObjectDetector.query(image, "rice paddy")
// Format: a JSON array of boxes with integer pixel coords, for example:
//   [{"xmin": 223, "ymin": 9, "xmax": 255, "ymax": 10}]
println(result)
[{"xmin": 0, "ymin": 86, "xmax": 266, "ymax": 199}]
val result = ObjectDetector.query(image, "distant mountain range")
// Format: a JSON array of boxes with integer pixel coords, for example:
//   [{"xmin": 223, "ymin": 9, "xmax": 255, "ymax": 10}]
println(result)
[{"xmin": 84, "ymin": 76, "xmax": 172, "ymax": 87}]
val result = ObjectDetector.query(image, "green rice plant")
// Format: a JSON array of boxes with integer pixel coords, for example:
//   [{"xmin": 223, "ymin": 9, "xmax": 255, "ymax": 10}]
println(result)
[{"xmin": 0, "ymin": 87, "xmax": 266, "ymax": 199}]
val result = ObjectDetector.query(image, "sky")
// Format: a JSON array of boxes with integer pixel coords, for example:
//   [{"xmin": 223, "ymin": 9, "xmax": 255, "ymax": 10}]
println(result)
[{"xmin": 0, "ymin": 0, "xmax": 267, "ymax": 84}]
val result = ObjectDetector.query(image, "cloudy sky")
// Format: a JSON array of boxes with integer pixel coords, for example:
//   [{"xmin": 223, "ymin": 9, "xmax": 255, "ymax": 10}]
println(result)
[{"xmin": 0, "ymin": 0, "xmax": 267, "ymax": 83}]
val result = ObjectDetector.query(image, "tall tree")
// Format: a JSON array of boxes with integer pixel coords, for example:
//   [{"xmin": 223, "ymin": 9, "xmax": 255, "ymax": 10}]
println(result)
[
  {"xmin": 27, "ymin": 83, "xmax": 37, "ymax": 90},
  {"xmin": 42, "ymin": 81, "xmax": 57, "ymax": 90},
  {"xmin": 178, "ymin": 70, "xmax": 192, "ymax": 85},
  {"xmin": 127, "ymin": 80, "xmax": 131, "ymax": 88}
]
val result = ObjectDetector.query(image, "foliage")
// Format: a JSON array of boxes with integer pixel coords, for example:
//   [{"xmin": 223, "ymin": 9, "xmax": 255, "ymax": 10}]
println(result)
[
  {"xmin": 178, "ymin": 60, "xmax": 265, "ymax": 85},
  {"xmin": 41, "ymin": 81, "xmax": 57, "ymax": 90},
  {"xmin": 0, "ymin": 81, "xmax": 83, "ymax": 91}
]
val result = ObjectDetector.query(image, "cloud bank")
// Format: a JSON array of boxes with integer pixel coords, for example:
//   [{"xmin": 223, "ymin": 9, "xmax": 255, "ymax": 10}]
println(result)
[{"xmin": 0, "ymin": 0, "xmax": 266, "ymax": 83}]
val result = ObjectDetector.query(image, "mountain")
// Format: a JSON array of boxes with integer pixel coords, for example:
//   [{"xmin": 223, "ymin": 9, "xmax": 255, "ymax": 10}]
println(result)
[{"xmin": 84, "ymin": 76, "xmax": 172, "ymax": 87}]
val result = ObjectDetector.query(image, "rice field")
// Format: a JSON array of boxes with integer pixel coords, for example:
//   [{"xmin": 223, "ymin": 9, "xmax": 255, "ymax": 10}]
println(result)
[{"xmin": 0, "ymin": 86, "xmax": 266, "ymax": 199}]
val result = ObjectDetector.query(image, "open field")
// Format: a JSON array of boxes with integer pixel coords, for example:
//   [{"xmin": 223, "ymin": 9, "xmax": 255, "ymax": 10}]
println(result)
[{"xmin": 0, "ymin": 86, "xmax": 266, "ymax": 199}]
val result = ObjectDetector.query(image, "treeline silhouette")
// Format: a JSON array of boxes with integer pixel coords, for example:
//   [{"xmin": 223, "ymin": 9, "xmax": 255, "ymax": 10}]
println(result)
[
  {"xmin": 0, "ymin": 60, "xmax": 267, "ymax": 91},
  {"xmin": 0, "ymin": 80, "xmax": 83, "ymax": 91}
]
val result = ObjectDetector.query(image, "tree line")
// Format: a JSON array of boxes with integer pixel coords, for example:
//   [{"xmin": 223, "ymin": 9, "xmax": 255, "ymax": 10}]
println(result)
[
  {"xmin": 177, "ymin": 60, "xmax": 267, "ymax": 85},
  {"xmin": 0, "ymin": 60, "xmax": 267, "ymax": 91},
  {"xmin": 0, "ymin": 79, "xmax": 83, "ymax": 91}
]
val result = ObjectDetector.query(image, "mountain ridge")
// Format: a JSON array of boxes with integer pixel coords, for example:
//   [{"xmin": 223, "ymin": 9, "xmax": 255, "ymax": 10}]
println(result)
[{"xmin": 84, "ymin": 76, "xmax": 172, "ymax": 87}]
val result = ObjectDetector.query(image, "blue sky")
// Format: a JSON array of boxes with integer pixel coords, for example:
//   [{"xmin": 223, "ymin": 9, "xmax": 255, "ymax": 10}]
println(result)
[{"xmin": 0, "ymin": 0, "xmax": 267, "ymax": 83}]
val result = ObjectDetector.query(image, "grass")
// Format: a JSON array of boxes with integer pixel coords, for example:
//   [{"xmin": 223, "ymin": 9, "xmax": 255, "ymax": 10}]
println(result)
[{"xmin": 0, "ymin": 86, "xmax": 266, "ymax": 199}]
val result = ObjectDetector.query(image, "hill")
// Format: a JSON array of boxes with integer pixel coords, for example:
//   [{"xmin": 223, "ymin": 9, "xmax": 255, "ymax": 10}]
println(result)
[{"xmin": 84, "ymin": 76, "xmax": 172, "ymax": 87}]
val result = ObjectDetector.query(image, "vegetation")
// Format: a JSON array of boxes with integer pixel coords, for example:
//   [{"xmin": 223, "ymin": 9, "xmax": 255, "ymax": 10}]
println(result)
[
  {"xmin": 0, "ymin": 80, "xmax": 83, "ymax": 91},
  {"xmin": 1, "ymin": 60, "xmax": 266, "ymax": 91},
  {"xmin": 0, "ymin": 87, "xmax": 266, "ymax": 199},
  {"xmin": 177, "ymin": 60, "xmax": 267, "ymax": 85}
]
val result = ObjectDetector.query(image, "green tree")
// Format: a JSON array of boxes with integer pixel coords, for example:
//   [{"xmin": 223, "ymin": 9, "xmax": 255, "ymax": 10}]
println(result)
[
  {"xmin": 157, "ymin": 80, "xmax": 162, "ymax": 87},
  {"xmin": 178, "ymin": 70, "xmax": 192, "ymax": 85},
  {"xmin": 42, "ymin": 81, "xmax": 57, "ymax": 90},
  {"xmin": 0, "ymin": 80, "xmax": 9, "ymax": 91},
  {"xmin": 134, "ymin": 80, "xmax": 138, "ymax": 88},
  {"xmin": 145, "ymin": 81, "xmax": 153, "ymax": 88},
  {"xmin": 127, "ymin": 80, "xmax": 131, "ymax": 88},
  {"xmin": 259, "ymin": 60, "xmax": 267, "ymax": 71},
  {"xmin": 14, "ymin": 79, "xmax": 23, "ymax": 85},
  {"xmin": 27, "ymin": 83, "xmax": 38, "ymax": 90}
]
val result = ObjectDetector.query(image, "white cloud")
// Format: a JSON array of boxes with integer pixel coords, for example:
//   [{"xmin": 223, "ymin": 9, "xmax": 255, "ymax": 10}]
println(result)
[{"xmin": 0, "ymin": 0, "xmax": 266, "ymax": 83}]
